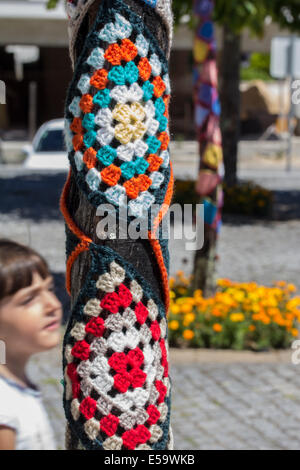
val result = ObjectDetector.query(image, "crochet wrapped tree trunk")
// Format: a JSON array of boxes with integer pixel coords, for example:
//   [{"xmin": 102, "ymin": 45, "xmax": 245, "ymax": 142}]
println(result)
[
  {"xmin": 60, "ymin": 0, "xmax": 174, "ymax": 450},
  {"xmin": 192, "ymin": 0, "xmax": 224, "ymax": 297}
]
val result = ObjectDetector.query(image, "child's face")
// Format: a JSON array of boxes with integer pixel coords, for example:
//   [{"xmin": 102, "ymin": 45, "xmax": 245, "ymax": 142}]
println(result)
[{"xmin": 0, "ymin": 271, "xmax": 63, "ymax": 357}]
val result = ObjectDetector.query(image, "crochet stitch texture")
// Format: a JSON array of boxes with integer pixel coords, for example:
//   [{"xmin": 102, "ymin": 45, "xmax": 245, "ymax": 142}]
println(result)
[
  {"xmin": 65, "ymin": 0, "xmax": 173, "ymax": 70},
  {"xmin": 61, "ymin": 0, "xmax": 174, "ymax": 450}
]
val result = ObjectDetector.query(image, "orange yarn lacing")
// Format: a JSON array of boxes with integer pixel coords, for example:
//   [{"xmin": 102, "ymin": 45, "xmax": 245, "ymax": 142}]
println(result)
[
  {"xmin": 59, "ymin": 169, "xmax": 92, "ymax": 295},
  {"xmin": 60, "ymin": 164, "xmax": 173, "ymax": 312}
]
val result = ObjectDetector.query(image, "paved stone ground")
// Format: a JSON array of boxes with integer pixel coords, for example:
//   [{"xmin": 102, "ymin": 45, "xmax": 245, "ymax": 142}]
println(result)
[
  {"xmin": 28, "ymin": 340, "xmax": 300, "ymax": 450},
  {"xmin": 1, "ymin": 156, "xmax": 300, "ymax": 450}
]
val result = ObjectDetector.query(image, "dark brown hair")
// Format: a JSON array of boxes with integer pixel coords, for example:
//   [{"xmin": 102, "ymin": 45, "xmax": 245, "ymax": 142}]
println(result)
[{"xmin": 0, "ymin": 239, "xmax": 50, "ymax": 301}]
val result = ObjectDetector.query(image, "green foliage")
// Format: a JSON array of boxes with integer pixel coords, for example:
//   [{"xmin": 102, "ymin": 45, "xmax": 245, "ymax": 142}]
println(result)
[
  {"xmin": 174, "ymin": 0, "xmax": 300, "ymax": 35},
  {"xmin": 241, "ymin": 52, "xmax": 272, "ymax": 81},
  {"xmin": 47, "ymin": 0, "xmax": 60, "ymax": 8},
  {"xmin": 173, "ymin": 179, "xmax": 273, "ymax": 217}
]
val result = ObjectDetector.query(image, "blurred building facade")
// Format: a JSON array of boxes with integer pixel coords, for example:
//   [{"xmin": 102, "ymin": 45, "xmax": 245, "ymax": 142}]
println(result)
[{"xmin": 0, "ymin": 0, "xmax": 291, "ymax": 140}]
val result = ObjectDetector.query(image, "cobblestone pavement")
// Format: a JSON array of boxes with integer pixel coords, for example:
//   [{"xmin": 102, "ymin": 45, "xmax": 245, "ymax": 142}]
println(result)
[
  {"xmin": 28, "ymin": 340, "xmax": 300, "ymax": 450},
  {"xmin": 1, "ymin": 161, "xmax": 300, "ymax": 449}
]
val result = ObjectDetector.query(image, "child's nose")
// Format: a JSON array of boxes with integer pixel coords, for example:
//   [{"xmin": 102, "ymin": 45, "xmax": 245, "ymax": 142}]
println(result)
[{"xmin": 43, "ymin": 290, "xmax": 62, "ymax": 314}]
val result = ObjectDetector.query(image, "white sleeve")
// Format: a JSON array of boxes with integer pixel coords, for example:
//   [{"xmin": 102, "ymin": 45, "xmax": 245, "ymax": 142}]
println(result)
[{"xmin": 0, "ymin": 383, "xmax": 19, "ymax": 431}]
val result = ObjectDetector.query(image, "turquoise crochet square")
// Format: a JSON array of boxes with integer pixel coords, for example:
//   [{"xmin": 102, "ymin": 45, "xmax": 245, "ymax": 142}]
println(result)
[
  {"xmin": 203, "ymin": 198, "xmax": 218, "ymax": 225},
  {"xmin": 93, "ymin": 89, "xmax": 111, "ymax": 108},
  {"xmin": 97, "ymin": 146, "xmax": 117, "ymax": 166}
]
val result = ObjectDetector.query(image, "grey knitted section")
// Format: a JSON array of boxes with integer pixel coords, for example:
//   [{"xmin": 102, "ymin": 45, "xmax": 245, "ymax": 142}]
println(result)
[{"xmin": 64, "ymin": 0, "xmax": 173, "ymax": 70}]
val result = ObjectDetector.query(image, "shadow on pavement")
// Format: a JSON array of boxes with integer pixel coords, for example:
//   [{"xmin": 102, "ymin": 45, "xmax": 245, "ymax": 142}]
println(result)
[{"xmin": 0, "ymin": 172, "xmax": 67, "ymax": 221}]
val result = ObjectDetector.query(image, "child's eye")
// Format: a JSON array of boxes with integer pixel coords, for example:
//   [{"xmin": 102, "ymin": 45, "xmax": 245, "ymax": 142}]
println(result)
[{"xmin": 21, "ymin": 295, "xmax": 35, "ymax": 305}]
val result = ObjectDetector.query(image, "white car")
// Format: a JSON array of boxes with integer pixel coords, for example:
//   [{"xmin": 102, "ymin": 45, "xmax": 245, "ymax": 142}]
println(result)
[{"xmin": 23, "ymin": 119, "xmax": 69, "ymax": 170}]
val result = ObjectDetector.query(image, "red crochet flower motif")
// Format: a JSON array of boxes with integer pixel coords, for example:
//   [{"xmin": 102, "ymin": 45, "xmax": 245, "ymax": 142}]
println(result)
[
  {"xmin": 71, "ymin": 340, "xmax": 90, "ymax": 361},
  {"xmin": 100, "ymin": 414, "xmax": 119, "ymax": 437},
  {"xmin": 85, "ymin": 317, "xmax": 105, "ymax": 337},
  {"xmin": 155, "ymin": 380, "xmax": 167, "ymax": 404},
  {"xmin": 134, "ymin": 301, "xmax": 148, "ymax": 324},
  {"xmin": 79, "ymin": 397, "xmax": 97, "ymax": 420},
  {"xmin": 122, "ymin": 424, "xmax": 151, "ymax": 450},
  {"xmin": 100, "ymin": 284, "xmax": 132, "ymax": 314},
  {"xmin": 67, "ymin": 363, "xmax": 81, "ymax": 399},
  {"xmin": 146, "ymin": 404, "xmax": 160, "ymax": 425},
  {"xmin": 159, "ymin": 338, "xmax": 168, "ymax": 378},
  {"xmin": 108, "ymin": 347, "xmax": 146, "ymax": 393}
]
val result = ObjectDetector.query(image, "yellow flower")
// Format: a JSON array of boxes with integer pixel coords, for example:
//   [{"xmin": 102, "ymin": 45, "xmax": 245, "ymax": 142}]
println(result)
[
  {"xmin": 169, "ymin": 320, "xmax": 179, "ymax": 330},
  {"xmin": 217, "ymin": 278, "xmax": 232, "ymax": 287},
  {"xmin": 181, "ymin": 303, "xmax": 194, "ymax": 314},
  {"xmin": 183, "ymin": 313, "xmax": 195, "ymax": 325},
  {"xmin": 178, "ymin": 287, "xmax": 188, "ymax": 295},
  {"xmin": 169, "ymin": 290, "xmax": 175, "ymax": 299},
  {"xmin": 291, "ymin": 328, "xmax": 299, "ymax": 337},
  {"xmin": 288, "ymin": 284, "xmax": 297, "ymax": 292},
  {"xmin": 233, "ymin": 291, "xmax": 245, "ymax": 303},
  {"xmin": 212, "ymin": 307, "xmax": 222, "ymax": 317},
  {"xmin": 213, "ymin": 323, "xmax": 222, "ymax": 332},
  {"xmin": 176, "ymin": 270, "xmax": 184, "ymax": 277},
  {"xmin": 230, "ymin": 313, "xmax": 245, "ymax": 322},
  {"xmin": 170, "ymin": 304, "xmax": 180, "ymax": 315},
  {"xmin": 183, "ymin": 329, "xmax": 194, "ymax": 340}
]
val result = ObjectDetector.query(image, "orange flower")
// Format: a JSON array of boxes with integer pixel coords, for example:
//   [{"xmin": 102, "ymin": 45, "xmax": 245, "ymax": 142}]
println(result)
[
  {"xmin": 183, "ymin": 329, "xmax": 194, "ymax": 340},
  {"xmin": 213, "ymin": 323, "xmax": 222, "ymax": 332}
]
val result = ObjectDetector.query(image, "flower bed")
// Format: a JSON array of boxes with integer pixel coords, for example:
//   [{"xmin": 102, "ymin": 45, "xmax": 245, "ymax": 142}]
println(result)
[{"xmin": 168, "ymin": 272, "xmax": 300, "ymax": 350}]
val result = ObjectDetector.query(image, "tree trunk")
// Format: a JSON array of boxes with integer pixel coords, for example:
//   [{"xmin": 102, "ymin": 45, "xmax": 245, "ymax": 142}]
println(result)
[
  {"xmin": 62, "ymin": 0, "xmax": 174, "ymax": 450},
  {"xmin": 220, "ymin": 26, "xmax": 241, "ymax": 187}
]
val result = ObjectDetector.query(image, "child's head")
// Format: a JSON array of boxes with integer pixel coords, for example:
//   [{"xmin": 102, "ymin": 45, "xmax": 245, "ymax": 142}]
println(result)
[{"xmin": 0, "ymin": 239, "xmax": 62, "ymax": 359}]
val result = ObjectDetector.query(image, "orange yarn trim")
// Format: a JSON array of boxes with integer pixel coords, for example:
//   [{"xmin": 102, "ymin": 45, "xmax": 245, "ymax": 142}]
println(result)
[
  {"xmin": 148, "ymin": 162, "xmax": 174, "ymax": 313},
  {"xmin": 147, "ymin": 154, "xmax": 163, "ymax": 172},
  {"xmin": 152, "ymin": 76, "xmax": 166, "ymax": 98},
  {"xmin": 121, "ymin": 39, "xmax": 138, "ymax": 62},
  {"xmin": 124, "ymin": 174, "xmax": 152, "ymax": 199},
  {"xmin": 80, "ymin": 94, "xmax": 93, "ymax": 113},
  {"xmin": 158, "ymin": 132, "xmax": 170, "ymax": 151},
  {"xmin": 101, "ymin": 164, "xmax": 122, "ymax": 186},
  {"xmin": 70, "ymin": 117, "xmax": 83, "ymax": 134},
  {"xmin": 90, "ymin": 69, "xmax": 108, "ymax": 90},
  {"xmin": 59, "ymin": 169, "xmax": 92, "ymax": 295},
  {"xmin": 138, "ymin": 58, "xmax": 152, "ymax": 82},
  {"xmin": 83, "ymin": 147, "xmax": 97, "ymax": 170},
  {"xmin": 163, "ymin": 95, "xmax": 170, "ymax": 118},
  {"xmin": 73, "ymin": 134, "xmax": 84, "ymax": 151},
  {"xmin": 104, "ymin": 43, "xmax": 122, "ymax": 65}
]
